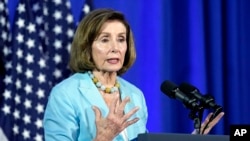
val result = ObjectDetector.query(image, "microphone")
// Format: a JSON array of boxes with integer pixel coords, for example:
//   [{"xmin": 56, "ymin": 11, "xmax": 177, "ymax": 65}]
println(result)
[
  {"xmin": 160, "ymin": 80, "xmax": 201, "ymax": 110},
  {"xmin": 179, "ymin": 82, "xmax": 223, "ymax": 119}
]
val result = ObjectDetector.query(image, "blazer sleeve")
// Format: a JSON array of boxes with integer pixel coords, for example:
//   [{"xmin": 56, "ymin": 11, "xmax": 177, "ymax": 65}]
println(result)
[{"xmin": 43, "ymin": 87, "xmax": 79, "ymax": 141}]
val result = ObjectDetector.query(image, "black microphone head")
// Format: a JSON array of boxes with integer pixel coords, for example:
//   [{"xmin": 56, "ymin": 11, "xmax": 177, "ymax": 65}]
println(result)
[
  {"xmin": 160, "ymin": 80, "xmax": 178, "ymax": 99},
  {"xmin": 179, "ymin": 82, "xmax": 197, "ymax": 94},
  {"xmin": 179, "ymin": 82, "xmax": 223, "ymax": 111},
  {"xmin": 161, "ymin": 80, "xmax": 202, "ymax": 111}
]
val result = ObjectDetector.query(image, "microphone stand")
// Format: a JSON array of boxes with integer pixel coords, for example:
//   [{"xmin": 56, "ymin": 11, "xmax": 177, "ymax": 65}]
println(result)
[{"xmin": 188, "ymin": 105, "xmax": 204, "ymax": 134}]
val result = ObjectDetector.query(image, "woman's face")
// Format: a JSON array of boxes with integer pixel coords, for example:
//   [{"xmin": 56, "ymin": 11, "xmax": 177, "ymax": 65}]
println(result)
[{"xmin": 92, "ymin": 20, "xmax": 127, "ymax": 73}]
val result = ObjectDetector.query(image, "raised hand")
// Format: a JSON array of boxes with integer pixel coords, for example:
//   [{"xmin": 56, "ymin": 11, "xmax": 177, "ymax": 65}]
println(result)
[{"xmin": 92, "ymin": 94, "xmax": 140, "ymax": 141}]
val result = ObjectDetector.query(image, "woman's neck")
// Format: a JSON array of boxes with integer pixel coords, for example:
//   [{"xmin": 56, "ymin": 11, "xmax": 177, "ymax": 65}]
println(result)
[{"xmin": 92, "ymin": 70, "xmax": 117, "ymax": 87}]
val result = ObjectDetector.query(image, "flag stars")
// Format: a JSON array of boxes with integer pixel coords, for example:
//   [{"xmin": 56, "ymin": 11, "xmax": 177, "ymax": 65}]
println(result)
[
  {"xmin": 1, "ymin": 0, "xmax": 81, "ymax": 139},
  {"xmin": 3, "ymin": 90, "xmax": 11, "ymax": 99},
  {"xmin": 25, "ymin": 68, "xmax": 34, "ymax": 79},
  {"xmin": 16, "ymin": 33, "xmax": 24, "ymax": 43},
  {"xmin": 0, "ymin": 2, "xmax": 4, "ymax": 11},
  {"xmin": 2, "ymin": 104, "xmax": 11, "ymax": 115},
  {"xmin": 26, "ymin": 53, "xmax": 34, "ymax": 64},
  {"xmin": 1, "ymin": 30, "xmax": 7, "ymax": 40},
  {"xmin": 53, "ymin": 25, "xmax": 62, "ymax": 34},
  {"xmin": 38, "ymin": 45, "xmax": 43, "ymax": 52},
  {"xmin": 83, "ymin": 4, "xmax": 91, "ymax": 14},
  {"xmin": 39, "ymin": 30, "xmax": 45, "ymax": 38},
  {"xmin": 34, "ymin": 133, "xmax": 43, "ymax": 141},
  {"xmin": 24, "ymin": 98, "xmax": 32, "ymax": 109},
  {"xmin": 16, "ymin": 63, "xmax": 23, "ymax": 73},
  {"xmin": 37, "ymin": 73, "xmax": 46, "ymax": 83},
  {"xmin": 66, "ymin": 14, "xmax": 73, "ymax": 23},
  {"xmin": 23, "ymin": 114, "xmax": 31, "ymax": 124},
  {"xmin": 3, "ymin": 75, "xmax": 12, "ymax": 85},
  {"xmin": 53, "ymin": 0, "xmax": 62, "ymax": 5},
  {"xmin": 5, "ymin": 61, "xmax": 12, "ymax": 70},
  {"xmin": 26, "ymin": 38, "xmax": 35, "ymax": 48},
  {"xmin": 13, "ymin": 124, "xmax": 19, "ymax": 135},
  {"xmin": 32, "ymin": 3, "xmax": 40, "ymax": 12},
  {"xmin": 0, "ymin": 16, "xmax": 6, "ymax": 26},
  {"xmin": 17, "ymin": 3, "xmax": 25, "ymax": 14},
  {"xmin": 36, "ymin": 88, "xmax": 45, "ymax": 99},
  {"xmin": 24, "ymin": 84, "xmax": 33, "ymax": 94},
  {"xmin": 53, "ymin": 54, "xmax": 62, "ymax": 64},
  {"xmin": 15, "ymin": 79, "xmax": 22, "ymax": 89},
  {"xmin": 16, "ymin": 18, "xmax": 25, "ymax": 28},
  {"xmin": 36, "ymin": 103, "xmax": 44, "ymax": 114},
  {"xmin": 67, "ymin": 28, "xmax": 74, "ymax": 38},
  {"xmin": 35, "ymin": 118, "xmax": 43, "ymax": 129},
  {"xmin": 54, "ymin": 39, "xmax": 62, "ymax": 49},
  {"xmin": 66, "ymin": 1, "xmax": 71, "ymax": 8},
  {"xmin": 36, "ymin": 16, "xmax": 43, "ymax": 25},
  {"xmin": 3, "ymin": 47, "xmax": 11, "ymax": 56},
  {"xmin": 38, "ymin": 58, "xmax": 46, "ymax": 68},
  {"xmin": 14, "ymin": 95, "xmax": 21, "ymax": 104},
  {"xmin": 16, "ymin": 48, "xmax": 24, "ymax": 58},
  {"xmin": 53, "ymin": 68, "xmax": 62, "ymax": 78},
  {"xmin": 13, "ymin": 109, "xmax": 20, "ymax": 119},
  {"xmin": 27, "ymin": 23, "xmax": 36, "ymax": 33},
  {"xmin": 53, "ymin": 10, "xmax": 62, "ymax": 20},
  {"xmin": 67, "ymin": 43, "xmax": 71, "ymax": 52},
  {"xmin": 43, "ymin": 6, "xmax": 48, "ymax": 16},
  {"xmin": 22, "ymin": 129, "xmax": 31, "ymax": 139}
]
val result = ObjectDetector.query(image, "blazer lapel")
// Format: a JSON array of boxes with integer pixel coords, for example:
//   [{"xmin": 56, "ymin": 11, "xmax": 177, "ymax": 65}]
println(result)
[{"xmin": 78, "ymin": 75, "xmax": 109, "ymax": 117}]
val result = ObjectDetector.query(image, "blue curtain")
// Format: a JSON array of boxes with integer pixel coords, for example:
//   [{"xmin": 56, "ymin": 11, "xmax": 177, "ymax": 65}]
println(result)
[{"xmin": 5, "ymin": 0, "xmax": 250, "ymax": 135}]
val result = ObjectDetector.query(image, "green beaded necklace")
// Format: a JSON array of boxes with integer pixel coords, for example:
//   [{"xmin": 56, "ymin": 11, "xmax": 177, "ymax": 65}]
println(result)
[{"xmin": 88, "ymin": 71, "xmax": 120, "ymax": 94}]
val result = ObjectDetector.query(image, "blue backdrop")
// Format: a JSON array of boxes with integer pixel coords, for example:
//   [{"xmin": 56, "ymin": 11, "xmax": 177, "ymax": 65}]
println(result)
[{"xmin": 4, "ymin": 0, "xmax": 250, "ymax": 136}]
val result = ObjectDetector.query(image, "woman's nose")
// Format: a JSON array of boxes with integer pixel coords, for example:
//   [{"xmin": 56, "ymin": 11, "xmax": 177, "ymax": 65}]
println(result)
[{"xmin": 110, "ymin": 40, "xmax": 119, "ymax": 52}]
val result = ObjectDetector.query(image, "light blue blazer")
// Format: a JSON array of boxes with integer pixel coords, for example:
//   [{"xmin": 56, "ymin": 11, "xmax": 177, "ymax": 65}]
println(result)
[{"xmin": 43, "ymin": 72, "xmax": 148, "ymax": 141}]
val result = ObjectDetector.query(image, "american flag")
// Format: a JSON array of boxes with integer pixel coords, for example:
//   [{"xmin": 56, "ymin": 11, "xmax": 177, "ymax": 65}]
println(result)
[
  {"xmin": 0, "ymin": 0, "xmax": 12, "ymax": 140},
  {"xmin": 0, "ymin": 0, "xmax": 11, "ymax": 62},
  {"xmin": 0, "ymin": 0, "xmax": 11, "ymax": 95},
  {"xmin": 0, "ymin": 0, "xmax": 92, "ymax": 141}
]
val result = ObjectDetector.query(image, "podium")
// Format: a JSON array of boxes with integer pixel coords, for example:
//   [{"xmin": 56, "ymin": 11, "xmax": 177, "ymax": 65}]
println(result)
[{"xmin": 138, "ymin": 133, "xmax": 229, "ymax": 141}]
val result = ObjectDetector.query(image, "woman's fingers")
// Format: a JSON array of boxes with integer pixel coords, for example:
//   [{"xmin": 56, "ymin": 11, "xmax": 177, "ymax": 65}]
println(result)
[
  {"xmin": 208, "ymin": 112, "xmax": 224, "ymax": 128},
  {"xmin": 94, "ymin": 95, "xmax": 139, "ymax": 132},
  {"xmin": 209, "ymin": 112, "xmax": 225, "ymax": 126},
  {"xmin": 92, "ymin": 95, "xmax": 140, "ymax": 140},
  {"xmin": 110, "ymin": 96, "xmax": 132, "ymax": 116},
  {"xmin": 109, "ymin": 94, "xmax": 120, "ymax": 114},
  {"xmin": 124, "ymin": 117, "xmax": 140, "ymax": 127},
  {"xmin": 122, "ymin": 106, "xmax": 139, "ymax": 120},
  {"xmin": 202, "ymin": 112, "xmax": 225, "ymax": 134},
  {"xmin": 201, "ymin": 113, "xmax": 213, "ymax": 127},
  {"xmin": 116, "ymin": 97, "xmax": 130, "ymax": 114},
  {"xmin": 122, "ymin": 106, "xmax": 140, "ymax": 127}
]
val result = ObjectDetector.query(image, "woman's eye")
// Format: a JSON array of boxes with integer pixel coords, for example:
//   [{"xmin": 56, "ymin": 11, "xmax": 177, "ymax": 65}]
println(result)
[
  {"xmin": 101, "ymin": 38, "xmax": 109, "ymax": 42},
  {"xmin": 118, "ymin": 38, "xmax": 125, "ymax": 42}
]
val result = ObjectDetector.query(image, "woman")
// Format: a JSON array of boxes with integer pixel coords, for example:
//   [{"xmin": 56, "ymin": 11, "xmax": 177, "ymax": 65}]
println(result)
[{"xmin": 43, "ymin": 8, "xmax": 224, "ymax": 141}]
